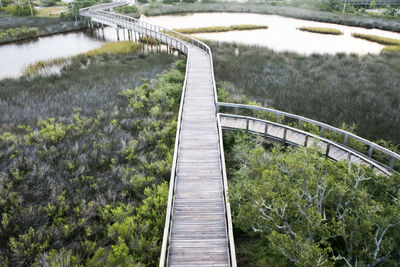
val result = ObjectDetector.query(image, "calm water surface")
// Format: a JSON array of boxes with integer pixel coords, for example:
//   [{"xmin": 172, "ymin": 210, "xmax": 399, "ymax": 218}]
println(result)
[
  {"xmin": 2, "ymin": 12, "xmax": 400, "ymax": 79},
  {"xmin": 142, "ymin": 12, "xmax": 400, "ymax": 55},
  {"xmin": 0, "ymin": 27, "xmax": 131, "ymax": 79}
]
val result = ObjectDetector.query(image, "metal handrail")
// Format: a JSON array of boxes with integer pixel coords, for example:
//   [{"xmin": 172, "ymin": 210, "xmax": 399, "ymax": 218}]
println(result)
[
  {"xmin": 217, "ymin": 102, "xmax": 399, "ymax": 171},
  {"xmin": 219, "ymin": 113, "xmax": 393, "ymax": 176},
  {"xmin": 80, "ymin": 3, "xmax": 236, "ymax": 266}
]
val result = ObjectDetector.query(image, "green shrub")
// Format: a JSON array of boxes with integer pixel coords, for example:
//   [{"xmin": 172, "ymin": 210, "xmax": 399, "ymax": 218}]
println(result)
[{"xmin": 227, "ymin": 131, "xmax": 400, "ymax": 266}]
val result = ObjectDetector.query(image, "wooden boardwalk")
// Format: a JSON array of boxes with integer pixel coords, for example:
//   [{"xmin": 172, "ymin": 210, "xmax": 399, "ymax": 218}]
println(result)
[
  {"xmin": 80, "ymin": 4, "xmax": 234, "ymax": 267},
  {"xmin": 219, "ymin": 114, "xmax": 390, "ymax": 176},
  {"xmin": 170, "ymin": 47, "xmax": 230, "ymax": 266}
]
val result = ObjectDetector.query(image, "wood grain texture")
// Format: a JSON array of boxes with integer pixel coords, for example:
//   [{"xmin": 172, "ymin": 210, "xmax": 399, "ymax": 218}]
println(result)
[{"xmin": 167, "ymin": 47, "xmax": 230, "ymax": 266}]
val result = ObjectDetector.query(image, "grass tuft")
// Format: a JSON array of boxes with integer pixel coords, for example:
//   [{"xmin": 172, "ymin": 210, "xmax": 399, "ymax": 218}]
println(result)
[
  {"xmin": 173, "ymin": 25, "xmax": 268, "ymax": 34},
  {"xmin": 85, "ymin": 41, "xmax": 142, "ymax": 56},
  {"xmin": 352, "ymin": 33, "xmax": 400, "ymax": 46},
  {"xmin": 298, "ymin": 26, "xmax": 342, "ymax": 35},
  {"xmin": 382, "ymin": 45, "xmax": 400, "ymax": 52}
]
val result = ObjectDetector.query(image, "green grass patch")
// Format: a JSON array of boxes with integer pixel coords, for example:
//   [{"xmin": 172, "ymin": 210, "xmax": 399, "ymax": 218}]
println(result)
[
  {"xmin": 173, "ymin": 24, "xmax": 268, "ymax": 34},
  {"xmin": 298, "ymin": 26, "xmax": 342, "ymax": 35},
  {"xmin": 85, "ymin": 41, "xmax": 142, "ymax": 56},
  {"xmin": 352, "ymin": 33, "xmax": 400, "ymax": 46},
  {"xmin": 382, "ymin": 45, "xmax": 400, "ymax": 52}
]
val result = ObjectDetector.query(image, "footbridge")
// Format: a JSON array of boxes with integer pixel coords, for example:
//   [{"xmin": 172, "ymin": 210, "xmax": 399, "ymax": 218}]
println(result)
[{"xmin": 80, "ymin": 3, "xmax": 400, "ymax": 266}]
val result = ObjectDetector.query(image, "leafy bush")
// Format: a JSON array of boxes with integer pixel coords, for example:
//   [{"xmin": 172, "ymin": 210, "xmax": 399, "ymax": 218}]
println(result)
[
  {"xmin": 4, "ymin": 4, "xmax": 37, "ymax": 16},
  {"xmin": 226, "ymin": 131, "xmax": 400, "ymax": 266},
  {"xmin": 115, "ymin": 5, "xmax": 138, "ymax": 14}
]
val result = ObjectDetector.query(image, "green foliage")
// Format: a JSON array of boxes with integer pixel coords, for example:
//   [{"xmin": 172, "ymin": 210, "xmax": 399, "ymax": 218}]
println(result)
[
  {"xmin": 115, "ymin": 5, "xmax": 138, "ymax": 14},
  {"xmin": 227, "ymin": 132, "xmax": 400, "ymax": 266},
  {"xmin": 0, "ymin": 60, "xmax": 185, "ymax": 265},
  {"xmin": 41, "ymin": 0, "xmax": 57, "ymax": 7},
  {"xmin": 0, "ymin": 26, "xmax": 38, "ymax": 41},
  {"xmin": 4, "ymin": 4, "xmax": 37, "ymax": 16}
]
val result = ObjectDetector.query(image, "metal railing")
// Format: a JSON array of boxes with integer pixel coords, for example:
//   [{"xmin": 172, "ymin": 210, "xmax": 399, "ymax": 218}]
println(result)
[
  {"xmin": 80, "ymin": 4, "xmax": 236, "ymax": 266},
  {"xmin": 219, "ymin": 113, "xmax": 392, "ymax": 176},
  {"xmin": 217, "ymin": 102, "xmax": 400, "ymax": 172}
]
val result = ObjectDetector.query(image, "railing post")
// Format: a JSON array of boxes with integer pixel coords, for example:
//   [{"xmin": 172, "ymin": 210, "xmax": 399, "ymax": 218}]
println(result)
[
  {"xmin": 304, "ymin": 135, "xmax": 309, "ymax": 147},
  {"xmin": 246, "ymin": 119, "xmax": 249, "ymax": 132},
  {"xmin": 320, "ymin": 127, "xmax": 325, "ymax": 137},
  {"xmin": 264, "ymin": 122, "xmax": 268, "ymax": 137},
  {"xmin": 343, "ymin": 134, "xmax": 348, "ymax": 145},
  {"xmin": 326, "ymin": 143, "xmax": 331, "ymax": 157},
  {"xmin": 368, "ymin": 145, "xmax": 374, "ymax": 158},
  {"xmin": 390, "ymin": 157, "xmax": 395, "ymax": 169},
  {"xmin": 234, "ymin": 107, "xmax": 238, "ymax": 114},
  {"xmin": 275, "ymin": 113, "xmax": 279, "ymax": 122},
  {"xmin": 298, "ymin": 119, "xmax": 302, "ymax": 129},
  {"xmin": 283, "ymin": 128, "xmax": 287, "ymax": 143}
]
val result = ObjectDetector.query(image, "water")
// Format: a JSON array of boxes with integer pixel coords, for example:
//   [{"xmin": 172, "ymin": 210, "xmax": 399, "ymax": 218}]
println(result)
[
  {"xmin": 2, "ymin": 12, "xmax": 400, "ymax": 79},
  {"xmin": 141, "ymin": 12, "xmax": 400, "ymax": 55},
  {"xmin": 0, "ymin": 27, "xmax": 127, "ymax": 79}
]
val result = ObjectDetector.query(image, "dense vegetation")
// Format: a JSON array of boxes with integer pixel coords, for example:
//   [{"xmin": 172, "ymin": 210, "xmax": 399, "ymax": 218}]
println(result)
[
  {"xmin": 225, "ymin": 131, "xmax": 400, "ymax": 266},
  {"xmin": 0, "ymin": 16, "xmax": 85, "ymax": 43},
  {"xmin": 298, "ymin": 26, "xmax": 342, "ymax": 35},
  {"xmin": 211, "ymin": 41, "xmax": 400, "ymax": 146},
  {"xmin": 0, "ymin": 44, "xmax": 182, "ymax": 265}
]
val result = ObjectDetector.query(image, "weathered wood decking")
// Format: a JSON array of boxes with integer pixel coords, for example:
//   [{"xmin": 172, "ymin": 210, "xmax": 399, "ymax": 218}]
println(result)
[
  {"xmin": 219, "ymin": 114, "xmax": 390, "ymax": 176},
  {"xmin": 170, "ymin": 47, "xmax": 230, "ymax": 266},
  {"xmin": 80, "ymin": 4, "xmax": 233, "ymax": 266}
]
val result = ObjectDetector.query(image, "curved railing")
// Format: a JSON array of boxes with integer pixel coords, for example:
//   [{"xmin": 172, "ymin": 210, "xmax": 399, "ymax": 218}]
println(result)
[
  {"xmin": 217, "ymin": 103, "xmax": 400, "ymax": 173},
  {"xmin": 219, "ymin": 113, "xmax": 393, "ymax": 176},
  {"xmin": 80, "ymin": 4, "xmax": 235, "ymax": 266}
]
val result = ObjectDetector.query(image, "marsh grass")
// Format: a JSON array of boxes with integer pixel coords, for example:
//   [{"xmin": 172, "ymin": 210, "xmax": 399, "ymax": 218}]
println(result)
[
  {"xmin": 299, "ymin": 26, "xmax": 342, "ymax": 35},
  {"xmin": 210, "ymin": 41, "xmax": 400, "ymax": 145},
  {"xmin": 352, "ymin": 33, "xmax": 400, "ymax": 46},
  {"xmin": 85, "ymin": 41, "xmax": 142, "ymax": 56},
  {"xmin": 141, "ymin": 2, "xmax": 400, "ymax": 32},
  {"xmin": 0, "ymin": 48, "xmax": 176, "ymax": 130},
  {"xmin": 383, "ymin": 45, "xmax": 400, "ymax": 52},
  {"xmin": 173, "ymin": 25, "xmax": 268, "ymax": 34},
  {"xmin": 24, "ymin": 57, "xmax": 71, "ymax": 76},
  {"xmin": 24, "ymin": 42, "xmax": 143, "ymax": 77}
]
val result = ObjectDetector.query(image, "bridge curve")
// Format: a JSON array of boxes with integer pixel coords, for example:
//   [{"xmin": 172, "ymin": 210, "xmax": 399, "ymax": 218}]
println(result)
[{"xmin": 80, "ymin": 3, "xmax": 236, "ymax": 267}]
